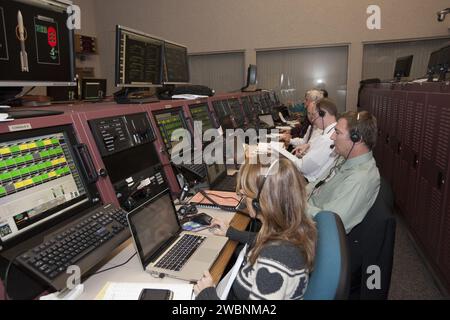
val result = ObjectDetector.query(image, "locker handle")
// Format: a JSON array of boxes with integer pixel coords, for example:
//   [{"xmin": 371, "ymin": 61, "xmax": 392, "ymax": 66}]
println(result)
[
  {"xmin": 397, "ymin": 143, "xmax": 402, "ymax": 154},
  {"xmin": 437, "ymin": 172, "xmax": 445, "ymax": 190},
  {"xmin": 385, "ymin": 135, "xmax": 390, "ymax": 145},
  {"xmin": 413, "ymin": 154, "xmax": 419, "ymax": 169}
]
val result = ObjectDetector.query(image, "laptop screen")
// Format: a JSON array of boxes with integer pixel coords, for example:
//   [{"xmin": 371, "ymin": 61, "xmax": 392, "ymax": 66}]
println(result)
[
  {"xmin": 128, "ymin": 191, "xmax": 180, "ymax": 267},
  {"xmin": 259, "ymin": 114, "xmax": 275, "ymax": 127}
]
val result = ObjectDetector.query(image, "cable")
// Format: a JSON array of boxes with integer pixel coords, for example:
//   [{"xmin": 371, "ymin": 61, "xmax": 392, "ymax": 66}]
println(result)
[
  {"xmin": 200, "ymin": 191, "xmax": 240, "ymax": 202},
  {"xmin": 198, "ymin": 190, "xmax": 239, "ymax": 212},
  {"xmin": 91, "ymin": 252, "xmax": 137, "ymax": 276},
  {"xmin": 3, "ymin": 252, "xmax": 24, "ymax": 301},
  {"xmin": 308, "ymin": 142, "xmax": 356, "ymax": 201}
]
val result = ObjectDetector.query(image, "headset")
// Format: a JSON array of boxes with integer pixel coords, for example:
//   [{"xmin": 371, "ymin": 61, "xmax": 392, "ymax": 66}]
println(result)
[
  {"xmin": 252, "ymin": 160, "xmax": 280, "ymax": 213},
  {"xmin": 349, "ymin": 112, "xmax": 362, "ymax": 143},
  {"xmin": 177, "ymin": 204, "xmax": 198, "ymax": 217}
]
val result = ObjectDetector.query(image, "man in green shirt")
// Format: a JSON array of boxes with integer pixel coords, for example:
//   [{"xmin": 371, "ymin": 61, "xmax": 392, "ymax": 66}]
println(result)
[{"xmin": 307, "ymin": 111, "xmax": 380, "ymax": 234}]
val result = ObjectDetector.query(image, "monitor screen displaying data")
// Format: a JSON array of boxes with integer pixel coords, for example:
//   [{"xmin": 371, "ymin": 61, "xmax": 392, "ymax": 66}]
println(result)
[
  {"xmin": 189, "ymin": 104, "xmax": 214, "ymax": 132},
  {"xmin": 164, "ymin": 41, "xmax": 189, "ymax": 84},
  {"xmin": 0, "ymin": 130, "xmax": 88, "ymax": 243},
  {"xmin": 116, "ymin": 26, "xmax": 164, "ymax": 87},
  {"xmin": 228, "ymin": 99, "xmax": 244, "ymax": 128},
  {"xmin": 0, "ymin": 0, "xmax": 76, "ymax": 86},
  {"xmin": 212, "ymin": 100, "xmax": 231, "ymax": 120},
  {"xmin": 154, "ymin": 109, "xmax": 187, "ymax": 152}
]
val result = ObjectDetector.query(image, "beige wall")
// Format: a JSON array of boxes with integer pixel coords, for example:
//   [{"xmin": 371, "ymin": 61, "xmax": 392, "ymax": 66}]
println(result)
[
  {"xmin": 82, "ymin": 0, "xmax": 450, "ymax": 110},
  {"xmin": 74, "ymin": 0, "xmax": 101, "ymax": 78}
]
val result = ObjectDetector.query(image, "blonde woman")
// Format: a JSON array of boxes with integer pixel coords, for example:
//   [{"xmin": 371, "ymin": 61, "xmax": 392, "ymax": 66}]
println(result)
[{"xmin": 194, "ymin": 158, "xmax": 317, "ymax": 300}]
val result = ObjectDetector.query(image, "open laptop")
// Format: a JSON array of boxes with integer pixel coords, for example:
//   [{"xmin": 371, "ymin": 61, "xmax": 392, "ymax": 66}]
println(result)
[{"xmin": 127, "ymin": 190, "xmax": 228, "ymax": 282}]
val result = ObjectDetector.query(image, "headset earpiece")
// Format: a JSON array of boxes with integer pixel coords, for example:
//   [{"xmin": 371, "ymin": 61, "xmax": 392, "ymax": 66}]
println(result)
[
  {"xmin": 252, "ymin": 198, "xmax": 262, "ymax": 212},
  {"xmin": 318, "ymin": 109, "xmax": 326, "ymax": 118},
  {"xmin": 349, "ymin": 112, "xmax": 362, "ymax": 143},
  {"xmin": 350, "ymin": 129, "xmax": 361, "ymax": 143}
]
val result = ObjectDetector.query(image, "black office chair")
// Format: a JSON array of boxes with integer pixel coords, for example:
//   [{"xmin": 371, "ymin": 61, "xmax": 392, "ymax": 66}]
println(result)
[{"xmin": 347, "ymin": 177, "xmax": 396, "ymax": 300}]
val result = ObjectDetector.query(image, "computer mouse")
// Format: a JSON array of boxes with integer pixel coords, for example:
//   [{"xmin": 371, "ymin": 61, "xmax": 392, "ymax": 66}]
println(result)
[{"xmin": 191, "ymin": 213, "xmax": 213, "ymax": 226}]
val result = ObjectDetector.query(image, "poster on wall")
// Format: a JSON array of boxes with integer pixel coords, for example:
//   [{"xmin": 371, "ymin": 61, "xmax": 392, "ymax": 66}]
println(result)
[
  {"xmin": 0, "ymin": 7, "xmax": 8, "ymax": 61},
  {"xmin": 34, "ymin": 15, "xmax": 60, "ymax": 65}
]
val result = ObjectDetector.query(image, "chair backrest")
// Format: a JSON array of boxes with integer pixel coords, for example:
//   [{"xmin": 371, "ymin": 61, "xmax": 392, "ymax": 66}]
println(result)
[
  {"xmin": 347, "ymin": 177, "xmax": 396, "ymax": 300},
  {"xmin": 304, "ymin": 211, "xmax": 350, "ymax": 300}
]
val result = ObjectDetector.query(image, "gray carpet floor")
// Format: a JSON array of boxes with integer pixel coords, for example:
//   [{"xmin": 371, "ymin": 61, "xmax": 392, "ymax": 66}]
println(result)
[{"xmin": 388, "ymin": 214, "xmax": 449, "ymax": 300}]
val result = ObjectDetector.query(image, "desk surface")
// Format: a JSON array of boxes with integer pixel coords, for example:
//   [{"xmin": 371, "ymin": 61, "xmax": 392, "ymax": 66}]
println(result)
[{"xmin": 77, "ymin": 207, "xmax": 250, "ymax": 300}]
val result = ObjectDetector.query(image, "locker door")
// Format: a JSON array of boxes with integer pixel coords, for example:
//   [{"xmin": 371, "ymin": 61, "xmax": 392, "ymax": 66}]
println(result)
[
  {"xmin": 414, "ymin": 93, "xmax": 450, "ymax": 260},
  {"xmin": 440, "ymin": 166, "xmax": 450, "ymax": 290},
  {"xmin": 392, "ymin": 91, "xmax": 408, "ymax": 213},
  {"xmin": 403, "ymin": 92, "xmax": 426, "ymax": 228},
  {"xmin": 374, "ymin": 93, "xmax": 386, "ymax": 168},
  {"xmin": 382, "ymin": 93, "xmax": 395, "ymax": 183}
]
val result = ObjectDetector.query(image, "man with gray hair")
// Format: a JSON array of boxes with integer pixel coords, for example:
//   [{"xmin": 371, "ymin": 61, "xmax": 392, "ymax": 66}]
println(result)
[{"xmin": 282, "ymin": 89, "xmax": 324, "ymax": 147}]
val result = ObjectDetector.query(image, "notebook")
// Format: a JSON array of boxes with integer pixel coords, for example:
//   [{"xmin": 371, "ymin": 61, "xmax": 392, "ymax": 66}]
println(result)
[
  {"xmin": 127, "ymin": 190, "xmax": 228, "ymax": 282},
  {"xmin": 189, "ymin": 190, "xmax": 243, "ymax": 212}
]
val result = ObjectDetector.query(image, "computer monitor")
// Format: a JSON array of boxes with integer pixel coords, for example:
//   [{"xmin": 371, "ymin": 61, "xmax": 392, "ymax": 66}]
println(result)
[
  {"xmin": 247, "ymin": 64, "xmax": 257, "ymax": 86},
  {"xmin": 428, "ymin": 50, "xmax": 442, "ymax": 75},
  {"xmin": 0, "ymin": 125, "xmax": 98, "ymax": 248},
  {"xmin": 259, "ymin": 94, "xmax": 271, "ymax": 114},
  {"xmin": 163, "ymin": 41, "xmax": 189, "ymax": 84},
  {"xmin": 228, "ymin": 99, "xmax": 244, "ymax": 128},
  {"xmin": 437, "ymin": 45, "xmax": 450, "ymax": 81},
  {"xmin": 153, "ymin": 108, "xmax": 188, "ymax": 153},
  {"xmin": 251, "ymin": 95, "xmax": 263, "ymax": 114},
  {"xmin": 241, "ymin": 96, "xmax": 254, "ymax": 120},
  {"xmin": 115, "ymin": 25, "xmax": 164, "ymax": 88},
  {"xmin": 212, "ymin": 100, "xmax": 231, "ymax": 120},
  {"xmin": 393, "ymin": 55, "xmax": 413, "ymax": 81},
  {"xmin": 0, "ymin": 0, "xmax": 76, "ymax": 87},
  {"xmin": 189, "ymin": 103, "xmax": 216, "ymax": 133},
  {"xmin": 241, "ymin": 64, "xmax": 257, "ymax": 92}
]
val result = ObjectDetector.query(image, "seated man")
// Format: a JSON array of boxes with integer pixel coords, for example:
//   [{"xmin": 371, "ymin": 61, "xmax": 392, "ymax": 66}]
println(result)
[
  {"xmin": 307, "ymin": 111, "xmax": 380, "ymax": 234},
  {"xmin": 291, "ymin": 98, "xmax": 339, "ymax": 183},
  {"xmin": 281, "ymin": 89, "xmax": 324, "ymax": 147}
]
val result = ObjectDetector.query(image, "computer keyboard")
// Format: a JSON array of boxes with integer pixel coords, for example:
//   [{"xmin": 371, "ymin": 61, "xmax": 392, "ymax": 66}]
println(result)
[
  {"xmin": 155, "ymin": 234, "xmax": 205, "ymax": 271},
  {"xmin": 213, "ymin": 174, "xmax": 237, "ymax": 192},
  {"xmin": 17, "ymin": 204, "xmax": 130, "ymax": 290},
  {"xmin": 180, "ymin": 163, "xmax": 207, "ymax": 180}
]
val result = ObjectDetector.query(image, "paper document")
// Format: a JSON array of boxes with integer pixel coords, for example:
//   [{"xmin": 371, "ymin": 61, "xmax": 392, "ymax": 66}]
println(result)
[
  {"xmin": 279, "ymin": 112, "xmax": 288, "ymax": 124},
  {"xmin": 269, "ymin": 141, "xmax": 300, "ymax": 164},
  {"xmin": 172, "ymin": 94, "xmax": 208, "ymax": 100},
  {"xmin": 95, "ymin": 282, "xmax": 194, "ymax": 300},
  {"xmin": 216, "ymin": 244, "xmax": 247, "ymax": 300},
  {"xmin": 276, "ymin": 126, "xmax": 292, "ymax": 131}
]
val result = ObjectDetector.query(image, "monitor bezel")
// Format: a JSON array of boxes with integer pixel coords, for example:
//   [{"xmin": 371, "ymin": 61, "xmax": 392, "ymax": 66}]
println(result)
[
  {"xmin": 115, "ymin": 25, "xmax": 165, "ymax": 88},
  {"xmin": 0, "ymin": 124, "xmax": 100, "ymax": 250},
  {"xmin": 163, "ymin": 40, "xmax": 191, "ymax": 85},
  {"xmin": 393, "ymin": 55, "xmax": 414, "ymax": 78},
  {"xmin": 152, "ymin": 107, "xmax": 189, "ymax": 153},
  {"xmin": 188, "ymin": 103, "xmax": 217, "ymax": 131},
  {"xmin": 0, "ymin": 0, "xmax": 77, "ymax": 87},
  {"xmin": 247, "ymin": 64, "xmax": 257, "ymax": 86}
]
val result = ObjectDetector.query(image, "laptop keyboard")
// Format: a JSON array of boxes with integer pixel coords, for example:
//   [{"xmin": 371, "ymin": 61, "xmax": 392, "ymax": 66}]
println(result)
[{"xmin": 155, "ymin": 234, "xmax": 206, "ymax": 271}]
